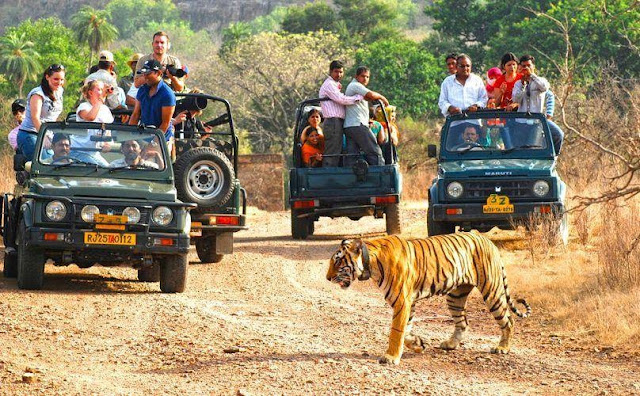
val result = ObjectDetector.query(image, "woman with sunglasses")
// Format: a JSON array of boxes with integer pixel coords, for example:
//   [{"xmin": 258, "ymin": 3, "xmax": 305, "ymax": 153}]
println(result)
[{"xmin": 17, "ymin": 64, "xmax": 66, "ymax": 159}]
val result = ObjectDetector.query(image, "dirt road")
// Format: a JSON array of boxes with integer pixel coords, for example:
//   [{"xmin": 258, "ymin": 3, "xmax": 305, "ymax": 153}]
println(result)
[{"xmin": 1, "ymin": 203, "xmax": 638, "ymax": 395}]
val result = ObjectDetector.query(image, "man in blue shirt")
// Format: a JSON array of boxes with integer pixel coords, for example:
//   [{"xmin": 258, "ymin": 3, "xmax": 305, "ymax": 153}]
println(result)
[{"xmin": 129, "ymin": 59, "xmax": 176, "ymax": 153}]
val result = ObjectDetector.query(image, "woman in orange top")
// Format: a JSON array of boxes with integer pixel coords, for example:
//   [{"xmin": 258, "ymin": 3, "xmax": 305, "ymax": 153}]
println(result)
[{"xmin": 301, "ymin": 128, "xmax": 324, "ymax": 167}]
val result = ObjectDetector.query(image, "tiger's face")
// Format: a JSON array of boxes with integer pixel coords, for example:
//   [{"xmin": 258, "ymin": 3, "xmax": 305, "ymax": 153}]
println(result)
[{"xmin": 326, "ymin": 239, "xmax": 364, "ymax": 289}]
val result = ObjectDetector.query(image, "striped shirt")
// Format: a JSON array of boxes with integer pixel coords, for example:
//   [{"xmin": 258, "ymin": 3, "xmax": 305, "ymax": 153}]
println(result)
[{"xmin": 319, "ymin": 76, "xmax": 363, "ymax": 119}]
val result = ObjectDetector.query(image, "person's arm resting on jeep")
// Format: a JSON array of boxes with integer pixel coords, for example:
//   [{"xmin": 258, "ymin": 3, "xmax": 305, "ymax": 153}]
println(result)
[
  {"xmin": 160, "ymin": 106, "xmax": 175, "ymax": 133},
  {"xmin": 129, "ymin": 100, "xmax": 141, "ymax": 126},
  {"xmin": 324, "ymin": 82, "xmax": 362, "ymax": 105}
]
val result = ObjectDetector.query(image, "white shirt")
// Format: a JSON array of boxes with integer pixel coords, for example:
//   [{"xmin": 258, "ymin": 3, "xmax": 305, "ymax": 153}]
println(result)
[
  {"xmin": 74, "ymin": 102, "xmax": 114, "ymax": 149},
  {"xmin": 438, "ymin": 74, "xmax": 488, "ymax": 117},
  {"xmin": 344, "ymin": 79, "xmax": 370, "ymax": 128},
  {"xmin": 512, "ymin": 75, "xmax": 550, "ymax": 113}
]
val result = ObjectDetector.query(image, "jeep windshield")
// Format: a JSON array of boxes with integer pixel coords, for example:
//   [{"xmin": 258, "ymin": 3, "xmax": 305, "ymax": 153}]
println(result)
[
  {"xmin": 37, "ymin": 124, "xmax": 166, "ymax": 171},
  {"xmin": 442, "ymin": 112, "xmax": 553, "ymax": 158}
]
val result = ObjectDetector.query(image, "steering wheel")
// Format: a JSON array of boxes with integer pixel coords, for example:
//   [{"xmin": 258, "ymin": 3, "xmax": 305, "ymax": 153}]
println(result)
[
  {"xmin": 451, "ymin": 141, "xmax": 484, "ymax": 151},
  {"xmin": 50, "ymin": 156, "xmax": 74, "ymax": 164}
]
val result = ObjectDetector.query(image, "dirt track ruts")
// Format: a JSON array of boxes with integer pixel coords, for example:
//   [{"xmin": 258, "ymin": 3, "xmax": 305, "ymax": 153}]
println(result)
[{"xmin": 1, "ymin": 203, "xmax": 639, "ymax": 395}]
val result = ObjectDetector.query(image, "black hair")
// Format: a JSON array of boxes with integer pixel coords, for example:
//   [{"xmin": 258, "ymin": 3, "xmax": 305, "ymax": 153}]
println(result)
[
  {"xmin": 11, "ymin": 99, "xmax": 26, "ymax": 115},
  {"xmin": 52, "ymin": 132, "xmax": 70, "ymax": 145},
  {"xmin": 98, "ymin": 60, "xmax": 111, "ymax": 70},
  {"xmin": 329, "ymin": 60, "xmax": 344, "ymax": 71},
  {"xmin": 519, "ymin": 54, "xmax": 535, "ymax": 64},
  {"xmin": 445, "ymin": 53, "xmax": 457, "ymax": 62},
  {"xmin": 355, "ymin": 66, "xmax": 369, "ymax": 76},
  {"xmin": 89, "ymin": 64, "xmax": 99, "ymax": 74},
  {"xmin": 307, "ymin": 108, "xmax": 323, "ymax": 122},
  {"xmin": 40, "ymin": 64, "xmax": 65, "ymax": 101},
  {"xmin": 500, "ymin": 52, "xmax": 518, "ymax": 69}
]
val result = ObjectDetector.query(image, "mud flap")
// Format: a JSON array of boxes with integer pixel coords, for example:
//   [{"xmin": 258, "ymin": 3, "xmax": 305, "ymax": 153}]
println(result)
[{"xmin": 216, "ymin": 232, "xmax": 233, "ymax": 255}]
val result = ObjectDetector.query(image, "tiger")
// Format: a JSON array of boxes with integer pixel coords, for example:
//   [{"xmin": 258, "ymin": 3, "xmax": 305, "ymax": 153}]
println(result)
[{"xmin": 326, "ymin": 232, "xmax": 531, "ymax": 365}]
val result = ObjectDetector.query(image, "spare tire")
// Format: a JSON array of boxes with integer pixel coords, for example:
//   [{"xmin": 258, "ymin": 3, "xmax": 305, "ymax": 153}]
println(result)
[{"xmin": 174, "ymin": 146, "xmax": 235, "ymax": 210}]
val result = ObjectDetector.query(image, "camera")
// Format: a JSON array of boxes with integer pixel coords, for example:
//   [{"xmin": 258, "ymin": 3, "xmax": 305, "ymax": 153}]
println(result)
[{"xmin": 166, "ymin": 64, "xmax": 186, "ymax": 78}]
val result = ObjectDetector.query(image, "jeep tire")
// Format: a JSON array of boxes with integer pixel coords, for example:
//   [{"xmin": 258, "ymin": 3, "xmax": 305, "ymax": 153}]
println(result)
[
  {"xmin": 195, "ymin": 236, "xmax": 224, "ymax": 263},
  {"xmin": 138, "ymin": 265, "xmax": 160, "ymax": 282},
  {"xmin": 291, "ymin": 210, "xmax": 309, "ymax": 240},
  {"xmin": 385, "ymin": 203, "xmax": 402, "ymax": 235},
  {"xmin": 160, "ymin": 254, "xmax": 188, "ymax": 293},
  {"xmin": 17, "ymin": 219, "xmax": 45, "ymax": 290},
  {"xmin": 174, "ymin": 147, "xmax": 234, "ymax": 211},
  {"xmin": 427, "ymin": 205, "xmax": 455, "ymax": 236},
  {"xmin": 3, "ymin": 249, "xmax": 18, "ymax": 278}
]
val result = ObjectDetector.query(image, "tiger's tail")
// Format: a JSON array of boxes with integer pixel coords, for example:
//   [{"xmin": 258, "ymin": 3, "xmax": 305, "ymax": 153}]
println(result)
[{"xmin": 493, "ymin": 243, "xmax": 531, "ymax": 319}]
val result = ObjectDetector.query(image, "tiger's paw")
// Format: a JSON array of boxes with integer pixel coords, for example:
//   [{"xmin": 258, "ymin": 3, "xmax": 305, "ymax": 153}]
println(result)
[
  {"xmin": 378, "ymin": 354, "xmax": 400, "ymax": 365},
  {"xmin": 405, "ymin": 336, "xmax": 426, "ymax": 353},
  {"xmin": 490, "ymin": 346, "xmax": 510, "ymax": 354},
  {"xmin": 439, "ymin": 338, "xmax": 460, "ymax": 350}
]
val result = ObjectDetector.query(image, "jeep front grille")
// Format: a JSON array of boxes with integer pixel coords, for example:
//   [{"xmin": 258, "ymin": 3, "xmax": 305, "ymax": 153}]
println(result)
[{"xmin": 464, "ymin": 180, "xmax": 535, "ymax": 200}]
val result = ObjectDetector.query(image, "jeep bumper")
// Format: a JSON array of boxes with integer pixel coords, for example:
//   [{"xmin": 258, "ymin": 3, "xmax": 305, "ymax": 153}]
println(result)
[
  {"xmin": 432, "ymin": 201, "xmax": 565, "ymax": 224},
  {"xmin": 24, "ymin": 226, "xmax": 190, "ymax": 255}
]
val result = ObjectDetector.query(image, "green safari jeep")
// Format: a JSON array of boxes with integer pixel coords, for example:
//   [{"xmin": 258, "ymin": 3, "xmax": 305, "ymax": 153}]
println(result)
[
  {"xmin": 1, "ymin": 122, "xmax": 194, "ymax": 292},
  {"xmin": 427, "ymin": 111, "xmax": 568, "ymax": 244}
]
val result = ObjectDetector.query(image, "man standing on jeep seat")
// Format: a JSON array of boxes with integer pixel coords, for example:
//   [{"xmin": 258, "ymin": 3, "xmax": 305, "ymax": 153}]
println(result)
[
  {"xmin": 344, "ymin": 66, "xmax": 389, "ymax": 167},
  {"xmin": 318, "ymin": 60, "xmax": 363, "ymax": 167},
  {"xmin": 438, "ymin": 54, "xmax": 487, "ymax": 117},
  {"xmin": 512, "ymin": 54, "xmax": 564, "ymax": 155},
  {"xmin": 129, "ymin": 59, "xmax": 176, "ymax": 154},
  {"xmin": 135, "ymin": 31, "xmax": 185, "ymax": 92}
]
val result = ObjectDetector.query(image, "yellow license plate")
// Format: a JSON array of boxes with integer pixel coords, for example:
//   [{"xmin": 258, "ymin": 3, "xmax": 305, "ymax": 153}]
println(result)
[
  {"xmin": 94, "ymin": 214, "xmax": 128, "ymax": 224},
  {"xmin": 483, "ymin": 194, "xmax": 514, "ymax": 214},
  {"xmin": 84, "ymin": 232, "xmax": 136, "ymax": 246}
]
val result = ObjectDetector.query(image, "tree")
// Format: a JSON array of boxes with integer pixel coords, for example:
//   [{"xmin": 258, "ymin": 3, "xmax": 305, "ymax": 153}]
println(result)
[
  {"xmin": 220, "ymin": 22, "xmax": 253, "ymax": 55},
  {"xmin": 71, "ymin": 6, "xmax": 118, "ymax": 69},
  {"xmin": 105, "ymin": 0, "xmax": 181, "ymax": 39},
  {"xmin": 335, "ymin": 0, "xmax": 399, "ymax": 39},
  {"xmin": 281, "ymin": 3, "xmax": 342, "ymax": 34},
  {"xmin": 0, "ymin": 31, "xmax": 40, "ymax": 96},
  {"xmin": 194, "ymin": 31, "xmax": 351, "ymax": 153},
  {"xmin": 354, "ymin": 38, "xmax": 442, "ymax": 118}
]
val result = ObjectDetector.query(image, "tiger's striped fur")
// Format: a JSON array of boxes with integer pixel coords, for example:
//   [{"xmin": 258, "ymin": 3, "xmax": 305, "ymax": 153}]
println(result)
[{"xmin": 326, "ymin": 232, "xmax": 531, "ymax": 365}]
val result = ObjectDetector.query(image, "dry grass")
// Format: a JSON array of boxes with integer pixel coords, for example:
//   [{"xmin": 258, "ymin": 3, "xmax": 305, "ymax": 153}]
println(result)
[{"xmin": 0, "ymin": 150, "xmax": 14, "ymax": 194}]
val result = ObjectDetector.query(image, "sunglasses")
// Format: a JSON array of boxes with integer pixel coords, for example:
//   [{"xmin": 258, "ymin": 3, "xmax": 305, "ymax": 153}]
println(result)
[{"xmin": 48, "ymin": 64, "xmax": 65, "ymax": 72}]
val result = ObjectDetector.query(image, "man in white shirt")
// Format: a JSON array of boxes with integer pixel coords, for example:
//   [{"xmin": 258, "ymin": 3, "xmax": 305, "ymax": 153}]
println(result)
[{"xmin": 438, "ymin": 54, "xmax": 487, "ymax": 117}]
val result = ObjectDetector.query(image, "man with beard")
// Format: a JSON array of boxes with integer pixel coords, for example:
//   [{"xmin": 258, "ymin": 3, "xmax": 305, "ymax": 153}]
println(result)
[{"xmin": 109, "ymin": 139, "xmax": 159, "ymax": 169}]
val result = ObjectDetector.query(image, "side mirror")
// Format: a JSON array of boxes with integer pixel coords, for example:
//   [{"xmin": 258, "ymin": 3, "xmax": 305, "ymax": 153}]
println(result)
[{"xmin": 427, "ymin": 144, "xmax": 437, "ymax": 158}]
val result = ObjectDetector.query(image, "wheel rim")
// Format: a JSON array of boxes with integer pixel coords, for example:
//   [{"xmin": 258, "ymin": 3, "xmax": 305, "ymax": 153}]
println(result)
[{"xmin": 187, "ymin": 160, "xmax": 224, "ymax": 200}]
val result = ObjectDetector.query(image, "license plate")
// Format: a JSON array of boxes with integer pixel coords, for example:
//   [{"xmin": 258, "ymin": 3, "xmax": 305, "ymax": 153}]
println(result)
[
  {"xmin": 84, "ymin": 232, "xmax": 136, "ymax": 246},
  {"xmin": 94, "ymin": 214, "xmax": 128, "ymax": 224},
  {"xmin": 483, "ymin": 194, "xmax": 514, "ymax": 214}
]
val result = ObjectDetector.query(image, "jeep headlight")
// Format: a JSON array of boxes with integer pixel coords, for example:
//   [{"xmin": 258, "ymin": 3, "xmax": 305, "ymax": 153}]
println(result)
[
  {"xmin": 45, "ymin": 201, "xmax": 67, "ymax": 221},
  {"xmin": 446, "ymin": 182, "xmax": 464, "ymax": 199},
  {"xmin": 152, "ymin": 206, "xmax": 173, "ymax": 226},
  {"xmin": 533, "ymin": 180, "xmax": 550, "ymax": 197},
  {"xmin": 81, "ymin": 205, "xmax": 100, "ymax": 222},
  {"xmin": 122, "ymin": 207, "xmax": 141, "ymax": 224}
]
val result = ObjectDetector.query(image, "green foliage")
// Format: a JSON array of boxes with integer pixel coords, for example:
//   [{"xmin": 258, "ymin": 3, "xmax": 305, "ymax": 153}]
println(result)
[
  {"xmin": 105, "ymin": 0, "xmax": 181, "ymax": 39},
  {"xmin": 354, "ymin": 38, "xmax": 442, "ymax": 118},
  {"xmin": 281, "ymin": 2, "xmax": 342, "ymax": 34},
  {"xmin": 71, "ymin": 6, "xmax": 119, "ymax": 69},
  {"xmin": 245, "ymin": 6, "xmax": 289, "ymax": 34},
  {"xmin": 335, "ymin": 0, "xmax": 399, "ymax": 38},
  {"xmin": 125, "ymin": 21, "xmax": 215, "ymax": 61},
  {"xmin": 0, "ymin": 31, "xmax": 41, "ymax": 97},
  {"xmin": 220, "ymin": 23, "xmax": 253, "ymax": 56},
  {"xmin": 197, "ymin": 31, "xmax": 352, "ymax": 154},
  {"xmin": 3, "ymin": 18, "xmax": 87, "ymax": 114}
]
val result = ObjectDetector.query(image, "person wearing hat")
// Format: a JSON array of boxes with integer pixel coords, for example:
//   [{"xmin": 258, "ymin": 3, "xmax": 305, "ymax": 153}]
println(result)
[
  {"xmin": 85, "ymin": 50, "xmax": 126, "ymax": 110},
  {"xmin": 129, "ymin": 59, "xmax": 176, "ymax": 154},
  {"xmin": 135, "ymin": 31, "xmax": 184, "ymax": 92},
  {"xmin": 120, "ymin": 52, "xmax": 143, "ymax": 106},
  {"xmin": 8, "ymin": 99, "xmax": 26, "ymax": 150}
]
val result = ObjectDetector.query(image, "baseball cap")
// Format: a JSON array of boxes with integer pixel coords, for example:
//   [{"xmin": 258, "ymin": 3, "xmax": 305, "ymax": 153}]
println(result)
[
  {"xmin": 139, "ymin": 59, "xmax": 162, "ymax": 74},
  {"xmin": 487, "ymin": 67, "xmax": 502, "ymax": 79},
  {"xmin": 99, "ymin": 50, "xmax": 116, "ymax": 64},
  {"xmin": 11, "ymin": 98, "xmax": 26, "ymax": 113},
  {"xmin": 127, "ymin": 53, "xmax": 143, "ymax": 67}
]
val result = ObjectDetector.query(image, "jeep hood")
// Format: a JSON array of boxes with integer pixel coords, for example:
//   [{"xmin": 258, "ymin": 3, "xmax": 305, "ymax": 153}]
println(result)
[
  {"xmin": 32, "ymin": 177, "xmax": 177, "ymax": 201},
  {"xmin": 439, "ymin": 159, "xmax": 556, "ymax": 178}
]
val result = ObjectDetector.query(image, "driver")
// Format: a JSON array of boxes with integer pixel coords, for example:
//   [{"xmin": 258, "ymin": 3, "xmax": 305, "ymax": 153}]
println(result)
[
  {"xmin": 462, "ymin": 125, "xmax": 479, "ymax": 143},
  {"xmin": 109, "ymin": 139, "xmax": 159, "ymax": 169},
  {"xmin": 42, "ymin": 133, "xmax": 71, "ymax": 164}
]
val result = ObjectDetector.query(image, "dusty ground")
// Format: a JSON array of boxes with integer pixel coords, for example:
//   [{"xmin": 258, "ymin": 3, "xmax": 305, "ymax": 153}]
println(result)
[{"xmin": 1, "ymin": 202, "xmax": 639, "ymax": 395}]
